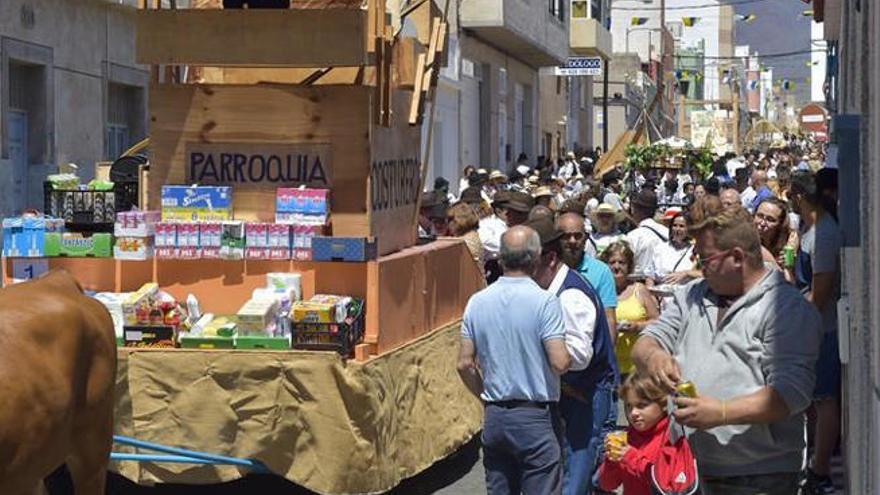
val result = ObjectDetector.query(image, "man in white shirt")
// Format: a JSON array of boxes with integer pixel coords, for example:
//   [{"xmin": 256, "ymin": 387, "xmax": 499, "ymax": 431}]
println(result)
[
  {"xmin": 559, "ymin": 151, "xmax": 578, "ymax": 181},
  {"xmin": 625, "ymin": 190, "xmax": 669, "ymax": 277},
  {"xmin": 479, "ymin": 191, "xmax": 510, "ymax": 261},
  {"xmin": 528, "ymin": 217, "xmax": 619, "ymax": 495}
]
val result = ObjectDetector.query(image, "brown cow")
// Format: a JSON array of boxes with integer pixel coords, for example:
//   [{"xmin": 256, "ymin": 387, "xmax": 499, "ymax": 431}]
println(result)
[{"xmin": 0, "ymin": 270, "xmax": 116, "ymax": 495}]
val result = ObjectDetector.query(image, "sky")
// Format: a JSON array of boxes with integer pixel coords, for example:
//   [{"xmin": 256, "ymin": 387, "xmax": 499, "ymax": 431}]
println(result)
[{"xmin": 731, "ymin": 0, "xmax": 813, "ymax": 104}]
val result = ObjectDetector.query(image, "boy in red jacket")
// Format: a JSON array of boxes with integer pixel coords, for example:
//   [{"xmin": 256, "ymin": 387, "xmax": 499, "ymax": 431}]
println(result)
[{"xmin": 597, "ymin": 372, "xmax": 669, "ymax": 495}]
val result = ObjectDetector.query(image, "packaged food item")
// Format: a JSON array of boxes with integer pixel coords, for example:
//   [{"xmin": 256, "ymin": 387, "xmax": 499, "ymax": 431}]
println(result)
[
  {"xmin": 154, "ymin": 223, "xmax": 177, "ymax": 248},
  {"xmin": 266, "ymin": 273, "xmax": 302, "ymax": 301},
  {"xmin": 199, "ymin": 223, "xmax": 222, "ymax": 248},
  {"xmin": 122, "ymin": 283, "xmax": 159, "ymax": 326},
  {"xmin": 220, "ymin": 221, "xmax": 245, "ymax": 260},
  {"xmin": 114, "ymin": 236, "xmax": 154, "ymax": 260},
  {"xmin": 291, "ymin": 295, "xmax": 352, "ymax": 324},
  {"xmin": 161, "ymin": 185, "xmax": 232, "ymax": 222},
  {"xmin": 236, "ymin": 298, "xmax": 280, "ymax": 335}
]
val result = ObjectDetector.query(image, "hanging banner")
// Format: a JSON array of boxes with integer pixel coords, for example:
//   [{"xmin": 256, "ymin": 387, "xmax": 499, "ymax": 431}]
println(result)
[{"xmin": 185, "ymin": 143, "xmax": 332, "ymax": 189}]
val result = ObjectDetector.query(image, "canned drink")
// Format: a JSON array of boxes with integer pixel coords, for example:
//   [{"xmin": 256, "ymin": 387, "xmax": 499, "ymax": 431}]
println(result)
[
  {"xmin": 607, "ymin": 430, "xmax": 628, "ymax": 448},
  {"xmin": 783, "ymin": 245, "xmax": 796, "ymax": 268},
  {"xmin": 676, "ymin": 381, "xmax": 698, "ymax": 398}
]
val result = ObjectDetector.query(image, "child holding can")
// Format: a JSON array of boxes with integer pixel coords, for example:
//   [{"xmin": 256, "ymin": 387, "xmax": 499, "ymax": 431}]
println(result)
[{"xmin": 597, "ymin": 372, "xmax": 670, "ymax": 495}]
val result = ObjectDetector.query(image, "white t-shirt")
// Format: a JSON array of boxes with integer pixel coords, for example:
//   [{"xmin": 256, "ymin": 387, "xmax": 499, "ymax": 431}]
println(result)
[
  {"xmin": 625, "ymin": 218, "xmax": 670, "ymax": 276},
  {"xmin": 652, "ymin": 242, "xmax": 695, "ymax": 278}
]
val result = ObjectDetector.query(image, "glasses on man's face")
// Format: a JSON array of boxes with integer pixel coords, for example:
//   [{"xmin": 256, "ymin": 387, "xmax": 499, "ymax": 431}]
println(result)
[
  {"xmin": 561, "ymin": 231, "xmax": 585, "ymax": 242},
  {"xmin": 695, "ymin": 249, "xmax": 732, "ymax": 269}
]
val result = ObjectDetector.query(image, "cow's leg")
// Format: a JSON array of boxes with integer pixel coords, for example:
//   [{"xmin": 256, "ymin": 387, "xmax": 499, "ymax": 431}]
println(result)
[{"xmin": 66, "ymin": 397, "xmax": 113, "ymax": 495}]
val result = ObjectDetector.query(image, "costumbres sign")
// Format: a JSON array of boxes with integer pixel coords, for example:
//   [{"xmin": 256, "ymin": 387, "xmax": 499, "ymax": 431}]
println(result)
[
  {"xmin": 186, "ymin": 143, "xmax": 332, "ymax": 189},
  {"xmin": 369, "ymin": 157, "xmax": 421, "ymax": 211}
]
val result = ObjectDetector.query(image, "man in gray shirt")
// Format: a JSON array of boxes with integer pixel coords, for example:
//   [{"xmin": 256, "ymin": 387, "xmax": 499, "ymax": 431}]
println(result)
[
  {"xmin": 632, "ymin": 201, "xmax": 821, "ymax": 494},
  {"xmin": 458, "ymin": 225, "xmax": 571, "ymax": 495}
]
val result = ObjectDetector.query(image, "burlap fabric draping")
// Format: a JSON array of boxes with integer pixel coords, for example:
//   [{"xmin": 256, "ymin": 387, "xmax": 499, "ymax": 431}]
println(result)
[{"xmin": 112, "ymin": 321, "xmax": 482, "ymax": 494}]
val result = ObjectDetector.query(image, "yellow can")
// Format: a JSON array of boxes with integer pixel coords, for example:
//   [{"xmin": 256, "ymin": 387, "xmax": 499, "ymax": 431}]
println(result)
[
  {"xmin": 607, "ymin": 430, "xmax": 628, "ymax": 448},
  {"xmin": 676, "ymin": 381, "xmax": 698, "ymax": 398}
]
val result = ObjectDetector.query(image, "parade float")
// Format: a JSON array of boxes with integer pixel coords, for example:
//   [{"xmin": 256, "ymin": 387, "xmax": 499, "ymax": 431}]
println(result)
[{"xmin": 2, "ymin": 1, "xmax": 485, "ymax": 493}]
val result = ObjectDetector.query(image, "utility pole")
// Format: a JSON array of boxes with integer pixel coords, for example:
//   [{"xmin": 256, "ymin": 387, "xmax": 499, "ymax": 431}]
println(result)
[
  {"xmin": 733, "ymin": 81, "xmax": 740, "ymax": 153},
  {"xmin": 603, "ymin": 59, "xmax": 609, "ymax": 153},
  {"xmin": 679, "ymin": 93, "xmax": 686, "ymax": 138},
  {"xmin": 659, "ymin": 0, "xmax": 666, "ymax": 135}
]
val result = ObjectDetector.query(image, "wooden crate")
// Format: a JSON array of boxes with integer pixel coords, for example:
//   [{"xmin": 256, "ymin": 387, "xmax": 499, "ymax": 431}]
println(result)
[
  {"xmin": 140, "ymin": 2, "xmax": 445, "ymax": 256},
  {"xmin": 148, "ymin": 84, "xmax": 420, "ymax": 256}
]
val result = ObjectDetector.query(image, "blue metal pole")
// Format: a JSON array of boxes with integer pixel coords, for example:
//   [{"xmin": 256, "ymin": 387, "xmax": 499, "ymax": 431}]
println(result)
[
  {"xmin": 112, "ymin": 435, "xmax": 270, "ymax": 473},
  {"xmin": 111, "ymin": 454, "xmax": 219, "ymax": 465}
]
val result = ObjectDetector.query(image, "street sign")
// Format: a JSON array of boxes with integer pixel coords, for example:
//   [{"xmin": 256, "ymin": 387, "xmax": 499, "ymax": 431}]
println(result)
[{"xmin": 555, "ymin": 57, "xmax": 602, "ymax": 76}]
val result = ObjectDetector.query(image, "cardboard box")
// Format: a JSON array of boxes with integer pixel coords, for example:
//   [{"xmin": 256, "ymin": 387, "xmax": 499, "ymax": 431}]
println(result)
[
  {"xmin": 275, "ymin": 188, "xmax": 329, "ymax": 225},
  {"xmin": 114, "ymin": 237, "xmax": 154, "ymax": 260},
  {"xmin": 122, "ymin": 283, "xmax": 159, "ymax": 326},
  {"xmin": 236, "ymin": 298, "xmax": 279, "ymax": 335},
  {"xmin": 245, "ymin": 222, "xmax": 269, "ymax": 248},
  {"xmin": 161, "ymin": 185, "xmax": 232, "ymax": 222},
  {"xmin": 1, "ymin": 217, "xmax": 59, "ymax": 258},
  {"xmin": 200, "ymin": 247, "xmax": 222, "ymax": 259},
  {"xmin": 179, "ymin": 335, "xmax": 235, "ymax": 349},
  {"xmin": 235, "ymin": 335, "xmax": 290, "ymax": 350},
  {"xmin": 123, "ymin": 325, "xmax": 176, "ymax": 348},
  {"xmin": 311, "ymin": 237, "xmax": 377, "ymax": 262},
  {"xmin": 155, "ymin": 246, "xmax": 178, "ymax": 259},
  {"xmin": 115, "ymin": 210, "xmax": 160, "ymax": 237},
  {"xmin": 245, "ymin": 247, "xmax": 271, "ymax": 260},
  {"xmin": 199, "ymin": 223, "xmax": 222, "ymax": 248},
  {"xmin": 154, "ymin": 223, "xmax": 177, "ymax": 247},
  {"xmin": 44, "ymin": 233, "xmax": 113, "ymax": 258},
  {"xmin": 220, "ymin": 221, "xmax": 245, "ymax": 260}
]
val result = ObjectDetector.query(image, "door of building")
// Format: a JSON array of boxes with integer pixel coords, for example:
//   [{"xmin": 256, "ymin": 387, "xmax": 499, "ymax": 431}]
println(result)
[{"xmin": 8, "ymin": 110, "xmax": 29, "ymax": 216}]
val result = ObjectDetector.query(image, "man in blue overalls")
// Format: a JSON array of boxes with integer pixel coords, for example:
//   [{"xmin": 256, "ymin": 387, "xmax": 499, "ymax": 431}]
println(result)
[{"xmin": 528, "ymin": 217, "xmax": 621, "ymax": 495}]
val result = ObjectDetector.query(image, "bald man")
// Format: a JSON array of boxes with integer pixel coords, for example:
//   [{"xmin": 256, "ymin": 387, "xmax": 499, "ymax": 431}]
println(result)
[
  {"xmin": 458, "ymin": 225, "xmax": 571, "ymax": 495},
  {"xmin": 747, "ymin": 170, "xmax": 774, "ymax": 213},
  {"xmin": 720, "ymin": 188, "xmax": 742, "ymax": 210},
  {"xmin": 557, "ymin": 212, "xmax": 618, "ymax": 344}
]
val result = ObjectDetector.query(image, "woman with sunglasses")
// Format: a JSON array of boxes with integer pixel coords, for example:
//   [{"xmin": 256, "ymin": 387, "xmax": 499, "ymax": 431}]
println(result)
[{"xmin": 600, "ymin": 241, "xmax": 659, "ymax": 375}]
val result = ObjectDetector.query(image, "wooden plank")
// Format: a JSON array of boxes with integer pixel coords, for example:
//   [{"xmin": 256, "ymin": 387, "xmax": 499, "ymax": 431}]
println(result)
[
  {"xmin": 199, "ymin": 67, "xmax": 377, "ymax": 86},
  {"xmin": 148, "ymin": 85, "xmax": 371, "ymax": 227},
  {"xmin": 136, "ymin": 9, "xmax": 367, "ymax": 67},
  {"xmin": 408, "ymin": 53, "xmax": 427, "ymax": 124},
  {"xmin": 370, "ymin": 88, "xmax": 422, "ymax": 255},
  {"xmin": 394, "ymin": 37, "xmax": 423, "ymax": 89}
]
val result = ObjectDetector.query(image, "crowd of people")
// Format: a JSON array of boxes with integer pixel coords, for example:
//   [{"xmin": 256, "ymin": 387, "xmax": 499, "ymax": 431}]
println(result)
[{"xmin": 447, "ymin": 140, "xmax": 841, "ymax": 495}]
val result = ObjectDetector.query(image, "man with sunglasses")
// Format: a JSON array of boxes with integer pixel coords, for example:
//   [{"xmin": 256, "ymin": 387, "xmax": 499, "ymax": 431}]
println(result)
[{"xmin": 631, "ymin": 200, "xmax": 822, "ymax": 495}]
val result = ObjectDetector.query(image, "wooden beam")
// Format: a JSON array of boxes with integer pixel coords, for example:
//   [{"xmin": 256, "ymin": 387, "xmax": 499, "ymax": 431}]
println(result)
[
  {"xmin": 136, "ymin": 9, "xmax": 367, "ymax": 67},
  {"xmin": 299, "ymin": 68, "xmax": 332, "ymax": 86},
  {"xmin": 408, "ymin": 53, "xmax": 427, "ymax": 124},
  {"xmin": 199, "ymin": 67, "xmax": 377, "ymax": 86}
]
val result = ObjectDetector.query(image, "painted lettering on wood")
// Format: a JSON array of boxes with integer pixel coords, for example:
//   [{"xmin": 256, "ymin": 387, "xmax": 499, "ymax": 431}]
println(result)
[
  {"xmin": 369, "ymin": 158, "xmax": 420, "ymax": 211},
  {"xmin": 185, "ymin": 143, "xmax": 332, "ymax": 189}
]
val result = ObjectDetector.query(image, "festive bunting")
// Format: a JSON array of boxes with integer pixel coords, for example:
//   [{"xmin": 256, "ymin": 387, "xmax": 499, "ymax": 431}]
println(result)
[
  {"xmin": 631, "ymin": 17, "xmax": 649, "ymax": 26},
  {"xmin": 682, "ymin": 17, "xmax": 699, "ymax": 27}
]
